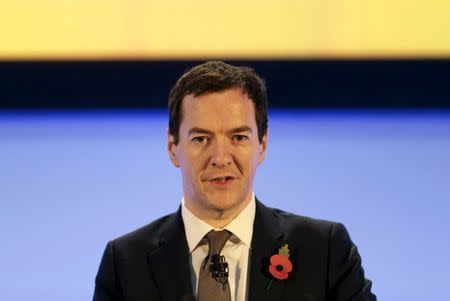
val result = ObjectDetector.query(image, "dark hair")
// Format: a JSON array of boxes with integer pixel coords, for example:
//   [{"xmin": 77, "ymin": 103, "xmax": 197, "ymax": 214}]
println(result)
[{"xmin": 168, "ymin": 61, "xmax": 268, "ymax": 145}]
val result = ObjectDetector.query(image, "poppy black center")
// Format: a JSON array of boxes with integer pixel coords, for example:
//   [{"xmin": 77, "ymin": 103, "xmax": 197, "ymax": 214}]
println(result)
[{"xmin": 276, "ymin": 264, "xmax": 283, "ymax": 271}]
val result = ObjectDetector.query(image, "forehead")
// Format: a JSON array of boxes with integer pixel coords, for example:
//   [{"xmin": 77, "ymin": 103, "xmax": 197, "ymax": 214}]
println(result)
[{"xmin": 180, "ymin": 88, "xmax": 257, "ymax": 130}]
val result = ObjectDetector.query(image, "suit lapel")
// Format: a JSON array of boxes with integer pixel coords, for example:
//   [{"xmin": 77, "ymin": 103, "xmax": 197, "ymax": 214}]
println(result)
[
  {"xmin": 146, "ymin": 201, "xmax": 287, "ymax": 301},
  {"xmin": 147, "ymin": 208, "xmax": 194, "ymax": 301},
  {"xmin": 248, "ymin": 200, "xmax": 286, "ymax": 301}
]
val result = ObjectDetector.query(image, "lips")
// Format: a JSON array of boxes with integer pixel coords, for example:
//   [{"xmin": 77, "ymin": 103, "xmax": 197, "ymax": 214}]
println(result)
[
  {"xmin": 211, "ymin": 176, "xmax": 233, "ymax": 182},
  {"xmin": 207, "ymin": 176, "xmax": 235, "ymax": 188}
]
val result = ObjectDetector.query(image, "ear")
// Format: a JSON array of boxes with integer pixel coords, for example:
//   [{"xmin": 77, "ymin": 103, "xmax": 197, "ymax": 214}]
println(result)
[
  {"xmin": 258, "ymin": 128, "xmax": 268, "ymax": 165},
  {"xmin": 168, "ymin": 131, "xmax": 180, "ymax": 167}
]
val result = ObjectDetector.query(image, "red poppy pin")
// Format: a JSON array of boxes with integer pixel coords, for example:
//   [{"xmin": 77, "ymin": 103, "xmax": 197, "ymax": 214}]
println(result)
[{"xmin": 267, "ymin": 244, "xmax": 293, "ymax": 290}]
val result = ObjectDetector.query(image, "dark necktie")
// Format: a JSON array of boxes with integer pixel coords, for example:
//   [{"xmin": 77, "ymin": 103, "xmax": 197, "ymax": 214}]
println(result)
[{"xmin": 197, "ymin": 230, "xmax": 232, "ymax": 301}]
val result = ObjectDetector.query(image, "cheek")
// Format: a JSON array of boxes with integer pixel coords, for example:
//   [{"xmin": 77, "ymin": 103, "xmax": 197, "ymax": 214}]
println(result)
[
  {"xmin": 180, "ymin": 156, "xmax": 203, "ymax": 183},
  {"xmin": 176, "ymin": 146, "xmax": 196, "ymax": 167},
  {"xmin": 238, "ymin": 151, "xmax": 260, "ymax": 175}
]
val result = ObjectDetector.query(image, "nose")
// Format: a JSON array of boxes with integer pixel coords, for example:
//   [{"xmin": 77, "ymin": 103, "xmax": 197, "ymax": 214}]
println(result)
[{"xmin": 210, "ymin": 139, "xmax": 232, "ymax": 167}]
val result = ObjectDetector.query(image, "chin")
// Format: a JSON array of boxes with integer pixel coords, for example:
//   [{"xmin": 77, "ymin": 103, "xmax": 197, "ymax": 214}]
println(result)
[{"xmin": 206, "ymin": 193, "xmax": 246, "ymax": 212}]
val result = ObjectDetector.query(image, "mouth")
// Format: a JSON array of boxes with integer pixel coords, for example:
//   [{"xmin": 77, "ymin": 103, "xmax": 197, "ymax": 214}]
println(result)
[{"xmin": 208, "ymin": 176, "xmax": 235, "ymax": 188}]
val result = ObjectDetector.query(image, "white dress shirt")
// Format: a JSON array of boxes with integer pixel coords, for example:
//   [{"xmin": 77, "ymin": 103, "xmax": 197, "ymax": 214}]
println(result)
[{"xmin": 181, "ymin": 194, "xmax": 256, "ymax": 301}]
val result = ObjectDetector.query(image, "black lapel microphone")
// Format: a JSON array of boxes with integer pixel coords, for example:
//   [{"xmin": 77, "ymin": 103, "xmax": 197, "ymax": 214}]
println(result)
[{"xmin": 209, "ymin": 254, "xmax": 229, "ymax": 284}]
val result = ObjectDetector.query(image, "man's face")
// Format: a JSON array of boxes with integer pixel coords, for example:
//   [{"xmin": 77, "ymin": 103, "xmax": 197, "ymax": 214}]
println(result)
[{"xmin": 168, "ymin": 88, "xmax": 267, "ymax": 220}]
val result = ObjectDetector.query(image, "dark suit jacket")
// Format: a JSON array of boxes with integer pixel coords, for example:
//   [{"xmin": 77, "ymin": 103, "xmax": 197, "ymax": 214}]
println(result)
[{"xmin": 93, "ymin": 200, "xmax": 376, "ymax": 301}]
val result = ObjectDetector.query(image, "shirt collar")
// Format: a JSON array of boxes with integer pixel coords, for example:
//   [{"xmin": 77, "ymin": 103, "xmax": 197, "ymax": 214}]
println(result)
[{"xmin": 181, "ymin": 193, "xmax": 256, "ymax": 253}]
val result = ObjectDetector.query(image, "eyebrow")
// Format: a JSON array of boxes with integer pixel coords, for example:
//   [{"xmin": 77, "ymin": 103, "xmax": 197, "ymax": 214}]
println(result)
[
  {"xmin": 229, "ymin": 126, "xmax": 252, "ymax": 134},
  {"xmin": 187, "ymin": 127, "xmax": 214, "ymax": 136},
  {"xmin": 187, "ymin": 126, "xmax": 252, "ymax": 136}
]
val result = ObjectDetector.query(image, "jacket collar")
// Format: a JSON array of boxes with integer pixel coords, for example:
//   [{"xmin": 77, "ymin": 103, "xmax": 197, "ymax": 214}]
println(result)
[
  {"xmin": 147, "ymin": 207, "xmax": 195, "ymax": 301},
  {"xmin": 248, "ymin": 199, "xmax": 286, "ymax": 301},
  {"xmin": 147, "ymin": 199, "xmax": 285, "ymax": 301}
]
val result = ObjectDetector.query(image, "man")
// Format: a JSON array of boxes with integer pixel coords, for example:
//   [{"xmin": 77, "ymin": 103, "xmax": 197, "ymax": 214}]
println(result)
[{"xmin": 93, "ymin": 61, "xmax": 376, "ymax": 301}]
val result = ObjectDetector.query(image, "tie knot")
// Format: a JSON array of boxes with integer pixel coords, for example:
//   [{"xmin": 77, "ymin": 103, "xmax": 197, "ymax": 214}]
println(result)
[{"xmin": 206, "ymin": 230, "xmax": 231, "ymax": 256}]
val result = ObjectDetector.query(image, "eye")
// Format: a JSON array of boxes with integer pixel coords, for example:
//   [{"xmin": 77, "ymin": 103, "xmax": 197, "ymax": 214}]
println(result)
[
  {"xmin": 192, "ymin": 136, "xmax": 209, "ymax": 144},
  {"xmin": 232, "ymin": 135, "xmax": 249, "ymax": 142}
]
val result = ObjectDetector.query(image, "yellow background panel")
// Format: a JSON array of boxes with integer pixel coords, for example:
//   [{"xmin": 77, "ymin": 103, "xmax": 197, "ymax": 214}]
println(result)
[{"xmin": 1, "ymin": 0, "xmax": 449, "ymax": 59}]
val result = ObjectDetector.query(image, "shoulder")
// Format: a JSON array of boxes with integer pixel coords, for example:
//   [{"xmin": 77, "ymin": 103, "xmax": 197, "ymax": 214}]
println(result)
[
  {"xmin": 107, "ymin": 210, "xmax": 180, "ymax": 255},
  {"xmin": 256, "ymin": 203, "xmax": 376, "ymax": 299},
  {"xmin": 259, "ymin": 201, "xmax": 337, "ymax": 232},
  {"xmin": 273, "ymin": 206, "xmax": 335, "ymax": 230},
  {"xmin": 258, "ymin": 201, "xmax": 350, "ymax": 245}
]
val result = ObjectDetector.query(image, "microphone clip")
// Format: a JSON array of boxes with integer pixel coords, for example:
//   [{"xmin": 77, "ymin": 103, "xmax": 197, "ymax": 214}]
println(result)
[{"xmin": 209, "ymin": 254, "xmax": 229, "ymax": 284}]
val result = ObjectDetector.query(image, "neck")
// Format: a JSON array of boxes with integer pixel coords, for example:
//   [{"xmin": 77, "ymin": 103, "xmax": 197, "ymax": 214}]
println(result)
[{"xmin": 184, "ymin": 196, "xmax": 252, "ymax": 228}]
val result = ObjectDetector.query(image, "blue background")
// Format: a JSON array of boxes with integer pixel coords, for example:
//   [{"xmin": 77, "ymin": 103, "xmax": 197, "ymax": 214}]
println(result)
[{"xmin": 1, "ymin": 109, "xmax": 449, "ymax": 300}]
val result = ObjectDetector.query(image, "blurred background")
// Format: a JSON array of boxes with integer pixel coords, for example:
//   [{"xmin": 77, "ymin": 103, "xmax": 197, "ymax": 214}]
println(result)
[{"xmin": 1, "ymin": 1, "xmax": 449, "ymax": 300}]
